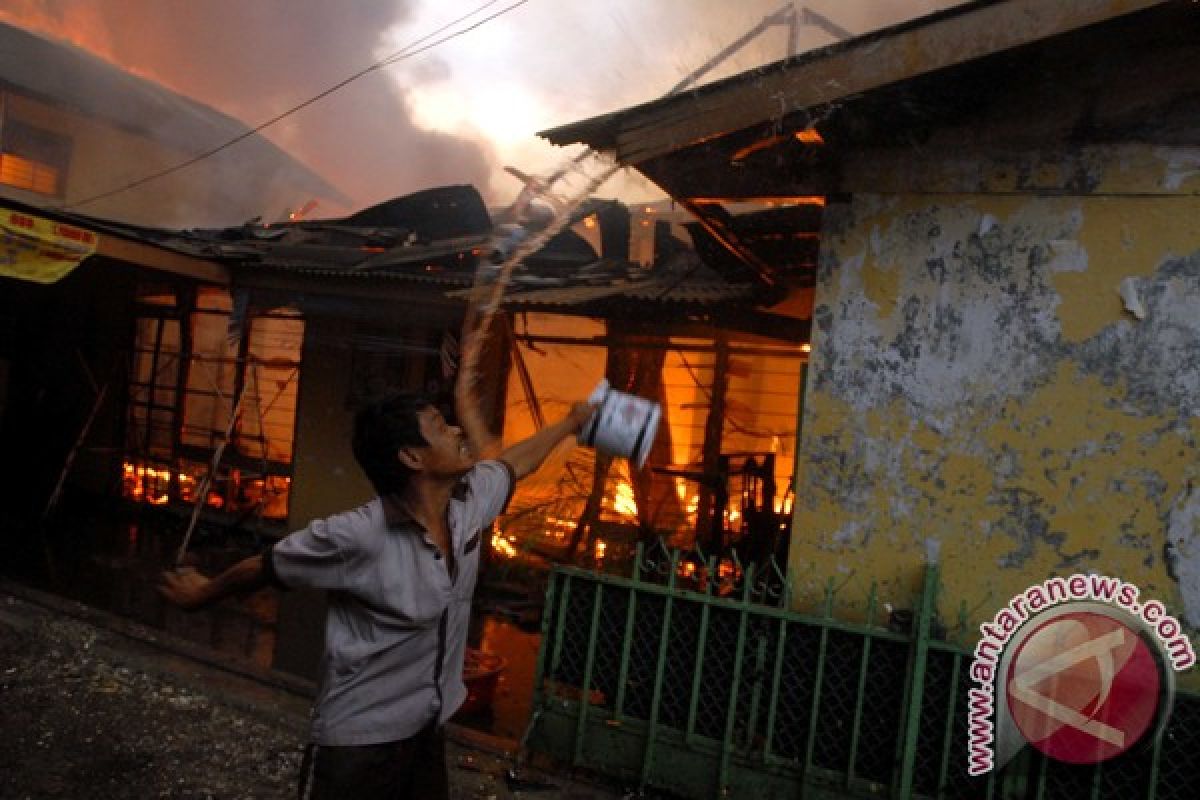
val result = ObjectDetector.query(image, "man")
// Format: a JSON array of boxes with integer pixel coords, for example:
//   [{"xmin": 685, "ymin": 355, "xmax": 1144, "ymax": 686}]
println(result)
[{"xmin": 159, "ymin": 389, "xmax": 593, "ymax": 799}]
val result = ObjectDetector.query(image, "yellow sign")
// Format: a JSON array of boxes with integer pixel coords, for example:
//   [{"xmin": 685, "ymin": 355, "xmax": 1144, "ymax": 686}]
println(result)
[{"xmin": 0, "ymin": 209, "xmax": 98, "ymax": 283}]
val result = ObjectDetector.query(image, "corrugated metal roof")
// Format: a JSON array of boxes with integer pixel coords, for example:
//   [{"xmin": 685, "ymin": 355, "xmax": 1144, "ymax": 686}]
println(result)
[{"xmin": 539, "ymin": 0, "xmax": 1169, "ymax": 165}]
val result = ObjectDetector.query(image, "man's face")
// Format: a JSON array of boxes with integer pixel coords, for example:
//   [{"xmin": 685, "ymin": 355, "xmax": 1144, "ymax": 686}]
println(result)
[{"xmin": 413, "ymin": 406, "xmax": 474, "ymax": 478}]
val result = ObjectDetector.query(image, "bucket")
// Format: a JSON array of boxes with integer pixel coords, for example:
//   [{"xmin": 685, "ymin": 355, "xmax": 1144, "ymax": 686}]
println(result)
[{"xmin": 577, "ymin": 379, "xmax": 662, "ymax": 469}]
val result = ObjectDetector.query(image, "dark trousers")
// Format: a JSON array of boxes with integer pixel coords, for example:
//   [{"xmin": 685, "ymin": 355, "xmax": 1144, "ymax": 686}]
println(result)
[{"xmin": 297, "ymin": 723, "xmax": 449, "ymax": 800}]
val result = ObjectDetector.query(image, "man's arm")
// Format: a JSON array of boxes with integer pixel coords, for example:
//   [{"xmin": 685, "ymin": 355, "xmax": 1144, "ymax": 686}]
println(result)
[
  {"xmin": 158, "ymin": 555, "xmax": 269, "ymax": 611},
  {"xmin": 500, "ymin": 402, "xmax": 594, "ymax": 480}
]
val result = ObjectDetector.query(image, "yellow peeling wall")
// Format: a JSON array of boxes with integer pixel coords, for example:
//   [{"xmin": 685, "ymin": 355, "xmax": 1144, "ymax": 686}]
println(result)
[{"xmin": 789, "ymin": 145, "xmax": 1200, "ymax": 671}]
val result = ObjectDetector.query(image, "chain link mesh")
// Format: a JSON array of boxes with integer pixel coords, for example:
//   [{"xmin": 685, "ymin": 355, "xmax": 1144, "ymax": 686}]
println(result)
[
  {"xmin": 621, "ymin": 591, "xmax": 664, "ymax": 720},
  {"xmin": 769, "ymin": 621, "xmax": 821, "ymax": 761},
  {"xmin": 547, "ymin": 576, "xmax": 595, "ymax": 688},
  {"xmin": 811, "ymin": 629, "xmax": 863, "ymax": 771},
  {"xmin": 1154, "ymin": 691, "xmax": 1200, "ymax": 800},
  {"xmin": 659, "ymin": 600, "xmax": 701, "ymax": 730},
  {"xmin": 854, "ymin": 637, "xmax": 908, "ymax": 785},
  {"xmin": 694, "ymin": 607, "xmax": 739, "ymax": 739},
  {"xmin": 911, "ymin": 648, "xmax": 959, "ymax": 796},
  {"xmin": 589, "ymin": 584, "xmax": 629, "ymax": 711}
]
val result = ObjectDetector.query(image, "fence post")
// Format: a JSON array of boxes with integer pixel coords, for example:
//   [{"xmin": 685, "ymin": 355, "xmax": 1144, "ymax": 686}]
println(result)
[
  {"xmin": 640, "ymin": 548, "xmax": 681, "ymax": 788},
  {"xmin": 573, "ymin": 581, "xmax": 606, "ymax": 765},
  {"xmin": 846, "ymin": 583, "xmax": 878, "ymax": 789},
  {"xmin": 896, "ymin": 563, "xmax": 939, "ymax": 799},
  {"xmin": 717, "ymin": 560, "xmax": 753, "ymax": 795}
]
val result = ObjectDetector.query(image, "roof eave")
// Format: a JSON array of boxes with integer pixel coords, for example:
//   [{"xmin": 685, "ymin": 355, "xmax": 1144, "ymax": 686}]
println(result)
[{"xmin": 538, "ymin": 0, "xmax": 1171, "ymax": 165}]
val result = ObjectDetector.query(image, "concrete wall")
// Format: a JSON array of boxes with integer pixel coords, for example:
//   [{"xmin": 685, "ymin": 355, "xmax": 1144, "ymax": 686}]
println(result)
[{"xmin": 789, "ymin": 145, "xmax": 1200, "ymax": 662}]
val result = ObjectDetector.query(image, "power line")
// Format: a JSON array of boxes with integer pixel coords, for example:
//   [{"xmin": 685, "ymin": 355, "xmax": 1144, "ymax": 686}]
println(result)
[{"xmin": 62, "ymin": 0, "xmax": 532, "ymax": 211}]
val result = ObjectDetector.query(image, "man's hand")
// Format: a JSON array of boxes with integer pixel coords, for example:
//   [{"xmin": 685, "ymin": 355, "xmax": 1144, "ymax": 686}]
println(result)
[{"xmin": 158, "ymin": 567, "xmax": 213, "ymax": 611}]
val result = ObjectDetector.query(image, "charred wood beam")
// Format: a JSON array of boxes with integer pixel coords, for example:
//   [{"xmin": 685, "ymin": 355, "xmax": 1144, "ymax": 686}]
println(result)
[
  {"xmin": 638, "ymin": 139, "xmax": 837, "ymax": 202},
  {"xmin": 678, "ymin": 198, "xmax": 778, "ymax": 289}
]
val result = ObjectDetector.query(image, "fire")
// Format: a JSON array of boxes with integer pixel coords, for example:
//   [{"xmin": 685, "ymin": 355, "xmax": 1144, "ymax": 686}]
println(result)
[
  {"xmin": 794, "ymin": 128, "xmax": 825, "ymax": 144},
  {"xmin": 608, "ymin": 479, "xmax": 638, "ymax": 520},
  {"xmin": 593, "ymin": 539, "xmax": 607, "ymax": 560},
  {"xmin": 491, "ymin": 531, "xmax": 518, "ymax": 559}
]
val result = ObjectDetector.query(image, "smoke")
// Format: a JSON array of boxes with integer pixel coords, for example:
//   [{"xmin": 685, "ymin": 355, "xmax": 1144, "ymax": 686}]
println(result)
[
  {"xmin": 1, "ymin": 1, "xmax": 964, "ymax": 221},
  {"xmin": 0, "ymin": 0, "xmax": 495, "ymax": 219}
]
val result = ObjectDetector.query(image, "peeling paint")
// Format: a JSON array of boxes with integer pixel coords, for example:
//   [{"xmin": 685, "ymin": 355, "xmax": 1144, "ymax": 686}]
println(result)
[
  {"xmin": 1166, "ymin": 483, "xmax": 1200, "ymax": 628},
  {"xmin": 1157, "ymin": 146, "xmax": 1200, "ymax": 191},
  {"xmin": 1118, "ymin": 276, "xmax": 1147, "ymax": 319},
  {"xmin": 792, "ymin": 188, "xmax": 1200, "ymax": 664}
]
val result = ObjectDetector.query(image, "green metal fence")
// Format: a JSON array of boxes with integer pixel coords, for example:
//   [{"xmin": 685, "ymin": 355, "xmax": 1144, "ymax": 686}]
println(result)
[{"xmin": 525, "ymin": 541, "xmax": 1200, "ymax": 800}]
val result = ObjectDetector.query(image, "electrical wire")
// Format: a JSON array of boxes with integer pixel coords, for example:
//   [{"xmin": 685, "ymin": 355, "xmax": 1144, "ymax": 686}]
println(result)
[{"xmin": 61, "ymin": 0, "xmax": 532, "ymax": 211}]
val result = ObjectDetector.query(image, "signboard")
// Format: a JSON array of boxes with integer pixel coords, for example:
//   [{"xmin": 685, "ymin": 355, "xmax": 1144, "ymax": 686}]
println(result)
[{"xmin": 0, "ymin": 209, "xmax": 98, "ymax": 283}]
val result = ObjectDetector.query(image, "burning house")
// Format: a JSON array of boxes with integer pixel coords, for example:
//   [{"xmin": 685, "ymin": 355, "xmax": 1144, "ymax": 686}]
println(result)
[
  {"xmin": 518, "ymin": 1, "xmax": 1200, "ymax": 797},
  {"xmin": 543, "ymin": 0, "xmax": 1200, "ymax": 644},
  {"xmin": 0, "ymin": 20, "xmax": 342, "ymax": 227},
  {"xmin": 0, "ymin": 160, "xmax": 809, "ymax": 700}
]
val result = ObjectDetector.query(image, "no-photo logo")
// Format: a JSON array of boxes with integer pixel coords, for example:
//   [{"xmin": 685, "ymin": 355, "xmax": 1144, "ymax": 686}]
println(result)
[{"xmin": 1005, "ymin": 610, "xmax": 1160, "ymax": 764}]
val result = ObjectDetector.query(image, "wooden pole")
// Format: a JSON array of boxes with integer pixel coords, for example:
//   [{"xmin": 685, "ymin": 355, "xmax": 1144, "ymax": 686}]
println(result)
[
  {"xmin": 174, "ymin": 380, "xmax": 248, "ymax": 565},
  {"xmin": 41, "ymin": 381, "xmax": 109, "ymax": 522}
]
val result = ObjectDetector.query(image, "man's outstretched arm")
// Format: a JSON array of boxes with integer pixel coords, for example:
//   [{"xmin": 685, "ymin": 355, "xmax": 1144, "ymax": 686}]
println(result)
[
  {"xmin": 159, "ymin": 555, "xmax": 269, "ymax": 611},
  {"xmin": 500, "ymin": 402, "xmax": 594, "ymax": 480}
]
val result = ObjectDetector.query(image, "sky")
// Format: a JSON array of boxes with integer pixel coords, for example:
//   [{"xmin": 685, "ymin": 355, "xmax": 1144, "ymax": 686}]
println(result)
[{"xmin": 1, "ymin": 0, "xmax": 966, "ymax": 216}]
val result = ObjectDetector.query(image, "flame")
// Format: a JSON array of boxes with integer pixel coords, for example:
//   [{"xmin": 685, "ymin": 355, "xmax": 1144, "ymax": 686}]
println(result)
[
  {"xmin": 794, "ymin": 128, "xmax": 825, "ymax": 145},
  {"xmin": 0, "ymin": 8, "xmax": 168, "ymax": 87},
  {"xmin": 491, "ymin": 531, "xmax": 518, "ymax": 559},
  {"xmin": 607, "ymin": 479, "xmax": 638, "ymax": 520},
  {"xmin": 593, "ymin": 539, "xmax": 607, "ymax": 560}
]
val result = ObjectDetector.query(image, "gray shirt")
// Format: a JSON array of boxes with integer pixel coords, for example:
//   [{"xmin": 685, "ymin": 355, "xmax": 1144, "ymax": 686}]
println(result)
[{"xmin": 268, "ymin": 460, "xmax": 514, "ymax": 745}]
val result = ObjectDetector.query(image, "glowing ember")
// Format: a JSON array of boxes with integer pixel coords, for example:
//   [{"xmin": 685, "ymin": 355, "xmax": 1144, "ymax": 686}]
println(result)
[
  {"xmin": 491, "ymin": 531, "xmax": 518, "ymax": 559},
  {"xmin": 593, "ymin": 539, "xmax": 607, "ymax": 560},
  {"xmin": 609, "ymin": 480, "xmax": 638, "ymax": 519},
  {"xmin": 794, "ymin": 128, "xmax": 825, "ymax": 144}
]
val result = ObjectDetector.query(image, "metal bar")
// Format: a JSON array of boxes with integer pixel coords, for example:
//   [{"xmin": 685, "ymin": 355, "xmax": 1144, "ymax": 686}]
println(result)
[
  {"xmin": 936, "ymin": 653, "xmax": 963, "ymax": 799},
  {"xmin": 548, "ymin": 574, "xmax": 573, "ymax": 681},
  {"xmin": 1146, "ymin": 721, "xmax": 1164, "ymax": 800},
  {"xmin": 741, "ymin": 564, "xmax": 766, "ymax": 750},
  {"xmin": 718, "ymin": 574, "xmax": 753, "ymax": 794},
  {"xmin": 509, "ymin": 331, "xmax": 807, "ymax": 359},
  {"xmin": 803, "ymin": 579, "xmax": 836, "ymax": 776},
  {"xmin": 1034, "ymin": 752, "xmax": 1049, "ymax": 800},
  {"xmin": 1090, "ymin": 762, "xmax": 1103, "ymax": 800},
  {"xmin": 685, "ymin": 557, "xmax": 716, "ymax": 742},
  {"xmin": 573, "ymin": 582, "xmax": 606, "ymax": 766},
  {"xmin": 640, "ymin": 549, "xmax": 680, "ymax": 788},
  {"xmin": 530, "ymin": 570, "xmax": 559, "ymax": 713},
  {"xmin": 846, "ymin": 584, "xmax": 877, "ymax": 786},
  {"xmin": 613, "ymin": 586, "xmax": 639, "ymax": 720},
  {"xmin": 744, "ymin": 634, "xmax": 768, "ymax": 751},
  {"xmin": 762, "ymin": 615, "xmax": 789, "ymax": 761},
  {"xmin": 552, "ymin": 564, "xmax": 928, "ymax": 642},
  {"xmin": 897, "ymin": 564, "xmax": 939, "ymax": 799}
]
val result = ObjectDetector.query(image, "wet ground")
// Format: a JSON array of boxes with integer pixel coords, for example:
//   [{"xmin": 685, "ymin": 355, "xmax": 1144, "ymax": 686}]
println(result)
[{"xmin": 0, "ymin": 581, "xmax": 633, "ymax": 799}]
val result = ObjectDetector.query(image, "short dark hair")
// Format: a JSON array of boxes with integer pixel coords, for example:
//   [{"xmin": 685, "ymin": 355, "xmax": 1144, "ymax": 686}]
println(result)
[{"xmin": 351, "ymin": 391, "xmax": 434, "ymax": 496}]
